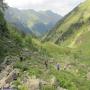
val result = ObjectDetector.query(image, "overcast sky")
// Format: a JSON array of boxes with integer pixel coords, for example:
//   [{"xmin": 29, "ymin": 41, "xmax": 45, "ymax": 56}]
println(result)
[{"xmin": 4, "ymin": 0, "xmax": 85, "ymax": 16}]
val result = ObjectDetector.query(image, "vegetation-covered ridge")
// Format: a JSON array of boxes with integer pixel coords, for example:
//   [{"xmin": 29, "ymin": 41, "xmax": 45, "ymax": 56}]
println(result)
[{"xmin": 44, "ymin": 0, "xmax": 90, "ymax": 47}]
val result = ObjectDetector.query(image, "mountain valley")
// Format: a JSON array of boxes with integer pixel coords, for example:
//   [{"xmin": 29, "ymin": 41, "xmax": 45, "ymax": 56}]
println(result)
[{"xmin": 0, "ymin": 0, "xmax": 90, "ymax": 90}]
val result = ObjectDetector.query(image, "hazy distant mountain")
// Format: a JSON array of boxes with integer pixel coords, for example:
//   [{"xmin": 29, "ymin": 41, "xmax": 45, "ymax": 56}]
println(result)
[{"xmin": 4, "ymin": 7, "xmax": 62, "ymax": 36}]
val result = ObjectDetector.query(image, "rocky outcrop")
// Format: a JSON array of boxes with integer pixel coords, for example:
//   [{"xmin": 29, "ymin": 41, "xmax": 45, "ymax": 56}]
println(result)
[
  {"xmin": 0, "ymin": 68, "xmax": 20, "ymax": 88},
  {"xmin": 22, "ymin": 76, "xmax": 40, "ymax": 90},
  {"xmin": 5, "ymin": 69, "xmax": 20, "ymax": 84},
  {"xmin": 57, "ymin": 86, "xmax": 67, "ymax": 90}
]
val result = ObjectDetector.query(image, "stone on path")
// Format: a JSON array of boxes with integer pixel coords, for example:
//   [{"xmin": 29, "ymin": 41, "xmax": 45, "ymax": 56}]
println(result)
[{"xmin": 57, "ymin": 86, "xmax": 67, "ymax": 90}]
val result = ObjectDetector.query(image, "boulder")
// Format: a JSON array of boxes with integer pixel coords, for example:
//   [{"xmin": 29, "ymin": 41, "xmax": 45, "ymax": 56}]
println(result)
[
  {"xmin": 57, "ymin": 86, "xmax": 67, "ymax": 90},
  {"xmin": 5, "ymin": 69, "xmax": 20, "ymax": 84}
]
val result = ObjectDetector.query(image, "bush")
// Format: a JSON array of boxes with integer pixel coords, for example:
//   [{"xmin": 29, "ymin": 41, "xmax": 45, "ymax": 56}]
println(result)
[
  {"xmin": 23, "ymin": 35, "xmax": 33, "ymax": 49},
  {"xmin": 14, "ymin": 61, "xmax": 29, "ymax": 71}
]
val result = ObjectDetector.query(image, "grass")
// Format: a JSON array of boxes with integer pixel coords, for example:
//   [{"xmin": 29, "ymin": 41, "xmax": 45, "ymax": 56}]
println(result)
[{"xmin": 12, "ymin": 38, "xmax": 90, "ymax": 90}]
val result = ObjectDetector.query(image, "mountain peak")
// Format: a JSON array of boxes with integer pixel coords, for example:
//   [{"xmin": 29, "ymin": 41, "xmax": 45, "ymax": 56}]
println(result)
[{"xmin": 4, "ymin": 7, "xmax": 62, "ymax": 37}]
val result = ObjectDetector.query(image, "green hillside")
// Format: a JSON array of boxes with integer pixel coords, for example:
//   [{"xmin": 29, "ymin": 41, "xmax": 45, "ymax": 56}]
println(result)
[
  {"xmin": 0, "ymin": 10, "xmax": 23, "ymax": 64},
  {"xmin": 44, "ymin": 0, "xmax": 90, "ymax": 49}
]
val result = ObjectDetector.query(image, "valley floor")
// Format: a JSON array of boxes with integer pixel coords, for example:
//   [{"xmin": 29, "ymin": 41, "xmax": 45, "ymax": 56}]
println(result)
[{"xmin": 0, "ymin": 41, "xmax": 90, "ymax": 90}]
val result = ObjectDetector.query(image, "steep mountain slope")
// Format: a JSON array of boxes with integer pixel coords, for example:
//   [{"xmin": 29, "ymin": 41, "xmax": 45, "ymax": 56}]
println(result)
[
  {"xmin": 4, "ymin": 7, "xmax": 62, "ymax": 36},
  {"xmin": 44, "ymin": 0, "xmax": 90, "ymax": 49},
  {"xmin": 0, "ymin": 10, "xmax": 22, "ymax": 64}
]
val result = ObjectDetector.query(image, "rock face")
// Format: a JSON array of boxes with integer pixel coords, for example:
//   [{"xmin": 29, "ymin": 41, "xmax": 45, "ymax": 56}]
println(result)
[
  {"xmin": 57, "ymin": 86, "xmax": 67, "ymax": 90},
  {"xmin": 27, "ymin": 79, "xmax": 40, "ymax": 90},
  {"xmin": 5, "ymin": 69, "xmax": 19, "ymax": 83},
  {"xmin": 2, "ymin": 56, "xmax": 20, "ymax": 66},
  {"xmin": 0, "ymin": 68, "xmax": 20, "ymax": 88},
  {"xmin": 22, "ymin": 76, "xmax": 40, "ymax": 90},
  {"xmin": 50, "ymin": 76, "xmax": 57, "ymax": 86}
]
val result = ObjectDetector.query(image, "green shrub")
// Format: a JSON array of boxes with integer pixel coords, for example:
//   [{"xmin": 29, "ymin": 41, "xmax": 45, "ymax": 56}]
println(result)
[{"xmin": 14, "ymin": 61, "xmax": 29, "ymax": 71}]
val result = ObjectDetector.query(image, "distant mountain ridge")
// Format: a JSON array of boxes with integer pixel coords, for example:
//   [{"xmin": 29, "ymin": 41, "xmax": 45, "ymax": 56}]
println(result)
[{"xmin": 4, "ymin": 7, "xmax": 62, "ymax": 36}]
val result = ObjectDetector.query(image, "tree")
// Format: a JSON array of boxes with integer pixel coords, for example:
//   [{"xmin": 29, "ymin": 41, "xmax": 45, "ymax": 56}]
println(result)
[
  {"xmin": 0, "ymin": 0, "xmax": 7, "ymax": 11},
  {"xmin": 0, "ymin": 0, "xmax": 8, "ymax": 36}
]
